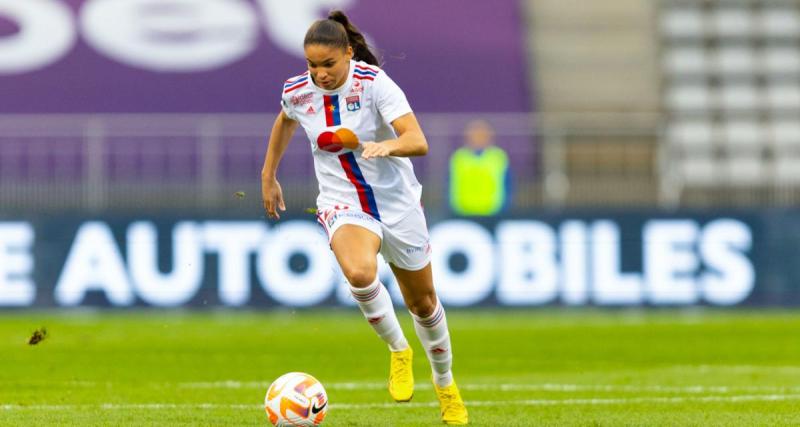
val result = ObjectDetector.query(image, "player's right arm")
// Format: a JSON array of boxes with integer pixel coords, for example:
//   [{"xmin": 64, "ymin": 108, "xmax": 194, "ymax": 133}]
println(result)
[{"xmin": 261, "ymin": 110, "xmax": 299, "ymax": 219}]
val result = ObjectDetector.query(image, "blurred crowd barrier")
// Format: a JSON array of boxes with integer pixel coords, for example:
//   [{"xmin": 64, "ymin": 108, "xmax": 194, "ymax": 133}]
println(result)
[
  {"xmin": 0, "ymin": 112, "xmax": 664, "ymax": 217},
  {"xmin": 0, "ymin": 113, "xmax": 540, "ymax": 215},
  {"xmin": 2, "ymin": 110, "xmax": 800, "ymax": 217}
]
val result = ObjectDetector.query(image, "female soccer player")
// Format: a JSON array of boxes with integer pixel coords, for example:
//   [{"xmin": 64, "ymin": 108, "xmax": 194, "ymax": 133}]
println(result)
[{"xmin": 261, "ymin": 10, "xmax": 468, "ymax": 425}]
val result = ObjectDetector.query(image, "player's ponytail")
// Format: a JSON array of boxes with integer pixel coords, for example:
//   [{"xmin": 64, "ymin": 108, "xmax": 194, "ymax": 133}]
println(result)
[
  {"xmin": 327, "ymin": 11, "xmax": 379, "ymax": 66},
  {"xmin": 304, "ymin": 10, "xmax": 380, "ymax": 67}
]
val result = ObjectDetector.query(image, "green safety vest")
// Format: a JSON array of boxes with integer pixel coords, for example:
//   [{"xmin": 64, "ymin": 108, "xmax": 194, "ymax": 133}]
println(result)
[{"xmin": 449, "ymin": 146, "xmax": 509, "ymax": 216}]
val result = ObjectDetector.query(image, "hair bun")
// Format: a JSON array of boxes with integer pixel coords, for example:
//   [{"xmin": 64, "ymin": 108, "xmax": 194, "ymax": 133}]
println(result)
[{"xmin": 328, "ymin": 10, "xmax": 349, "ymax": 25}]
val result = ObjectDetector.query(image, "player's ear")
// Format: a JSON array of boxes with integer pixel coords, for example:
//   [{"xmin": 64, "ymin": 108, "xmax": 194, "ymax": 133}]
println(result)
[{"xmin": 345, "ymin": 45, "xmax": 354, "ymax": 60}]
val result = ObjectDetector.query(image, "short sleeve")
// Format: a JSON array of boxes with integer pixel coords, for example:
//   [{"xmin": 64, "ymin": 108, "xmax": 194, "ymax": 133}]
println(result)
[
  {"xmin": 373, "ymin": 71, "xmax": 413, "ymax": 124},
  {"xmin": 280, "ymin": 95, "xmax": 297, "ymax": 121}
]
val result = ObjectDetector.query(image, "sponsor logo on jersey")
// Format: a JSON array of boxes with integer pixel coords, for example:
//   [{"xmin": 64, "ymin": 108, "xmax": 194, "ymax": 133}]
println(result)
[
  {"xmin": 306, "ymin": 105, "xmax": 316, "ymax": 114},
  {"xmin": 291, "ymin": 92, "xmax": 313, "ymax": 106},
  {"xmin": 350, "ymin": 79, "xmax": 364, "ymax": 94},
  {"xmin": 346, "ymin": 95, "xmax": 361, "ymax": 112}
]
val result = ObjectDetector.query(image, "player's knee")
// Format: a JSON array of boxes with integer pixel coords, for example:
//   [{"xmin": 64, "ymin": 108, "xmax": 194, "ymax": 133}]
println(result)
[
  {"xmin": 406, "ymin": 293, "xmax": 437, "ymax": 318},
  {"xmin": 343, "ymin": 264, "xmax": 377, "ymax": 288}
]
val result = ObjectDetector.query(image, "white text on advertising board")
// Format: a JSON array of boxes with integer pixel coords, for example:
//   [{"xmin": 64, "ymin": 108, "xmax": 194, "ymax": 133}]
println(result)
[
  {"xmin": 0, "ymin": 219, "xmax": 753, "ymax": 307},
  {"xmin": 0, "ymin": 0, "xmax": 352, "ymax": 74}
]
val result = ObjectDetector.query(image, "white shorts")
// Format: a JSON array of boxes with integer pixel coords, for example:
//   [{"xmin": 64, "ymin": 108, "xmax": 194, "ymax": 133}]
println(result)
[{"xmin": 316, "ymin": 205, "xmax": 432, "ymax": 271}]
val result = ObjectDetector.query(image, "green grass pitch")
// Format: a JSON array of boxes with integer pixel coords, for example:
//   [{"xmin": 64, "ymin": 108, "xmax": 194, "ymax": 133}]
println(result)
[{"xmin": 1, "ymin": 308, "xmax": 800, "ymax": 426}]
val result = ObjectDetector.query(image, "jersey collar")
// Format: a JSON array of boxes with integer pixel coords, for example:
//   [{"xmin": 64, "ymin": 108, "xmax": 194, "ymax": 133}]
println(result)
[{"xmin": 309, "ymin": 60, "xmax": 354, "ymax": 95}]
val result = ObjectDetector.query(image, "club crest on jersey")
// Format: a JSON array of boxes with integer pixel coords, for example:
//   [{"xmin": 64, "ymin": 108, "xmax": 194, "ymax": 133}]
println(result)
[{"xmin": 346, "ymin": 95, "xmax": 361, "ymax": 112}]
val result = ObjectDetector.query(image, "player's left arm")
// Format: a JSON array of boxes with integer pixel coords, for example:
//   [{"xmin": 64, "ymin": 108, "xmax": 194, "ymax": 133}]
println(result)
[{"xmin": 361, "ymin": 113, "xmax": 428, "ymax": 159}]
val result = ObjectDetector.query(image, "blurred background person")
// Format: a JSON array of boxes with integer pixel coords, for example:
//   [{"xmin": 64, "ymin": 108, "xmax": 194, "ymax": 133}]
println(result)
[{"xmin": 448, "ymin": 119, "xmax": 511, "ymax": 216}]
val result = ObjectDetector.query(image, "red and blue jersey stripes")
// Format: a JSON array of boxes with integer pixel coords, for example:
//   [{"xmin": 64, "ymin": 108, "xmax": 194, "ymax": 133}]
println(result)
[
  {"xmin": 338, "ymin": 152, "xmax": 381, "ymax": 221},
  {"xmin": 284, "ymin": 72, "xmax": 309, "ymax": 93},
  {"xmin": 353, "ymin": 64, "xmax": 378, "ymax": 81},
  {"xmin": 317, "ymin": 69, "xmax": 380, "ymax": 219},
  {"xmin": 323, "ymin": 95, "xmax": 341, "ymax": 126}
]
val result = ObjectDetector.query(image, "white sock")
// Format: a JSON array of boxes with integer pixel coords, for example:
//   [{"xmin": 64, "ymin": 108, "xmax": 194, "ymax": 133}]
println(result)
[
  {"xmin": 350, "ymin": 278, "xmax": 409, "ymax": 352},
  {"xmin": 411, "ymin": 299, "xmax": 453, "ymax": 387}
]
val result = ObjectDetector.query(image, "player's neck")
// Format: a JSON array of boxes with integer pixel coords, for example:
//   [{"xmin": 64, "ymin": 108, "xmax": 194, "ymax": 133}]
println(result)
[{"xmin": 311, "ymin": 61, "xmax": 354, "ymax": 94}]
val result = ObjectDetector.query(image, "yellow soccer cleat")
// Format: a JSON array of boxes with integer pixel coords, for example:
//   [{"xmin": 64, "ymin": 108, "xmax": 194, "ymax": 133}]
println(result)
[
  {"xmin": 388, "ymin": 346, "xmax": 414, "ymax": 402},
  {"xmin": 433, "ymin": 379, "xmax": 469, "ymax": 425}
]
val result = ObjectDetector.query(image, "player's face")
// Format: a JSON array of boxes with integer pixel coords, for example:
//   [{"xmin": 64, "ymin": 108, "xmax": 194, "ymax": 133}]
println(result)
[{"xmin": 305, "ymin": 44, "xmax": 353, "ymax": 91}]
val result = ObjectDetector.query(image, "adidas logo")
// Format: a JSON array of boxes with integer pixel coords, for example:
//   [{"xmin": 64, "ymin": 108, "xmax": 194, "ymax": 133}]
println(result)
[
  {"xmin": 368, "ymin": 316, "xmax": 385, "ymax": 325},
  {"xmin": 306, "ymin": 105, "xmax": 316, "ymax": 114}
]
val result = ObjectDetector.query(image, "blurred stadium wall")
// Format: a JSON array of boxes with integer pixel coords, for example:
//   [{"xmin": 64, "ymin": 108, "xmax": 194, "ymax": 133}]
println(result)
[{"xmin": 0, "ymin": 0, "xmax": 798, "ymax": 308}]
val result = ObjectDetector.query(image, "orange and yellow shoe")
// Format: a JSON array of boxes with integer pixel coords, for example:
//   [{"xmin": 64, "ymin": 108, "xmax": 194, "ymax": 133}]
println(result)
[
  {"xmin": 388, "ymin": 346, "xmax": 414, "ymax": 402},
  {"xmin": 433, "ymin": 379, "xmax": 468, "ymax": 425}
]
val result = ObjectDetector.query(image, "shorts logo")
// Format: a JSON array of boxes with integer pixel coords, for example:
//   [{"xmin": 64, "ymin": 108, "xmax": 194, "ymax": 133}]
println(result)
[
  {"xmin": 346, "ymin": 95, "xmax": 361, "ymax": 112},
  {"xmin": 325, "ymin": 209, "xmax": 368, "ymax": 229},
  {"xmin": 291, "ymin": 92, "xmax": 313, "ymax": 106}
]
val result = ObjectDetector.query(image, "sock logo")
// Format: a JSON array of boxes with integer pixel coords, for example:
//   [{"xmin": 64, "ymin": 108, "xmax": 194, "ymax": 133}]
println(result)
[
  {"xmin": 431, "ymin": 347, "xmax": 448, "ymax": 354},
  {"xmin": 367, "ymin": 315, "xmax": 385, "ymax": 325}
]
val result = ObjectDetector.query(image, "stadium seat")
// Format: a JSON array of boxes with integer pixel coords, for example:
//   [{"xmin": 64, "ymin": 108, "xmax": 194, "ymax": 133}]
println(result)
[
  {"xmin": 759, "ymin": 8, "xmax": 800, "ymax": 37},
  {"xmin": 661, "ymin": 8, "xmax": 706, "ymax": 38},
  {"xmin": 724, "ymin": 154, "xmax": 765, "ymax": 185},
  {"xmin": 715, "ymin": 48, "xmax": 756, "ymax": 75},
  {"xmin": 771, "ymin": 121, "xmax": 800, "ymax": 152},
  {"xmin": 762, "ymin": 48, "xmax": 800, "ymax": 74},
  {"xmin": 667, "ymin": 85, "xmax": 712, "ymax": 110},
  {"xmin": 719, "ymin": 84, "xmax": 761, "ymax": 110},
  {"xmin": 774, "ymin": 156, "xmax": 800, "ymax": 184},
  {"xmin": 668, "ymin": 121, "xmax": 716, "ymax": 151},
  {"xmin": 682, "ymin": 156, "xmax": 718, "ymax": 185},
  {"xmin": 711, "ymin": 8, "xmax": 754, "ymax": 37},
  {"xmin": 765, "ymin": 84, "xmax": 800, "ymax": 110},
  {"xmin": 722, "ymin": 120, "xmax": 766, "ymax": 151},
  {"xmin": 664, "ymin": 47, "xmax": 708, "ymax": 75}
]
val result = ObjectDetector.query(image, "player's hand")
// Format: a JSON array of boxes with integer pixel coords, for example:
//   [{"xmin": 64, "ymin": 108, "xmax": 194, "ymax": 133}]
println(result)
[
  {"xmin": 361, "ymin": 141, "xmax": 392, "ymax": 159},
  {"xmin": 261, "ymin": 177, "xmax": 286, "ymax": 220}
]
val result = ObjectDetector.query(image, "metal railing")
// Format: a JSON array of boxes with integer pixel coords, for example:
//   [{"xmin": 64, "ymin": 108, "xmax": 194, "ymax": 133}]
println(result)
[{"xmin": 10, "ymin": 112, "xmax": 795, "ymax": 214}]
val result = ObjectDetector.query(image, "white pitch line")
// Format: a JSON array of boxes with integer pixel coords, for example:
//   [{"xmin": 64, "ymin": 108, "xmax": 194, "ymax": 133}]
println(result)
[
  {"xmin": 20, "ymin": 380, "xmax": 800, "ymax": 395},
  {"xmin": 670, "ymin": 365, "xmax": 800, "ymax": 375},
  {"xmin": 334, "ymin": 394, "xmax": 800, "ymax": 409},
  {"xmin": 177, "ymin": 381, "xmax": 800, "ymax": 395},
  {"xmin": 3, "ymin": 394, "xmax": 800, "ymax": 412}
]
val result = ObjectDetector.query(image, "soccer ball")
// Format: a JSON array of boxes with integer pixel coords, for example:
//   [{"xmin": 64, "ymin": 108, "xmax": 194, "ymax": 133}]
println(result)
[{"xmin": 264, "ymin": 372, "xmax": 328, "ymax": 426}]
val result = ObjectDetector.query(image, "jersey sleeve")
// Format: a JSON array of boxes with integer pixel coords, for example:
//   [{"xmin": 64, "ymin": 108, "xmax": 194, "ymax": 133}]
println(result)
[
  {"xmin": 280, "ymin": 92, "xmax": 297, "ymax": 121},
  {"xmin": 373, "ymin": 71, "xmax": 413, "ymax": 124}
]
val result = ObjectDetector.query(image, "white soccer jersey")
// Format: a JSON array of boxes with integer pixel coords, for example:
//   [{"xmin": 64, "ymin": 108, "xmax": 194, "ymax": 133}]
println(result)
[{"xmin": 280, "ymin": 60, "xmax": 422, "ymax": 225}]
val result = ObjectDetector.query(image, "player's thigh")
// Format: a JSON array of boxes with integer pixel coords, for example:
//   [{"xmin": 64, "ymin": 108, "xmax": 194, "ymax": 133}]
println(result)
[
  {"xmin": 379, "ymin": 205, "xmax": 431, "ymax": 272},
  {"xmin": 390, "ymin": 263, "xmax": 437, "ymax": 317},
  {"xmin": 331, "ymin": 224, "xmax": 382, "ymax": 286}
]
